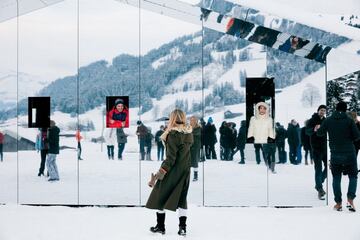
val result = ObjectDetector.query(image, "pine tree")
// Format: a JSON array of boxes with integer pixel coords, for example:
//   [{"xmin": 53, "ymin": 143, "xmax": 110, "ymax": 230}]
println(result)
[
  {"xmin": 349, "ymin": 92, "xmax": 359, "ymax": 113},
  {"xmin": 327, "ymin": 80, "xmax": 344, "ymax": 115}
]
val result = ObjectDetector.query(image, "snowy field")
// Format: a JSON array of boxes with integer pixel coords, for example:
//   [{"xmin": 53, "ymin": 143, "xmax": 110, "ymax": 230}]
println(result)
[
  {"xmin": 0, "ymin": 203, "xmax": 359, "ymax": 240},
  {"xmin": 1, "ymin": 139, "xmax": 359, "ymax": 208}
]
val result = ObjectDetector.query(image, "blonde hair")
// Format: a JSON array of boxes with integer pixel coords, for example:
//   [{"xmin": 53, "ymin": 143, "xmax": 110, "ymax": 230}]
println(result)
[
  {"xmin": 190, "ymin": 115, "xmax": 200, "ymax": 128},
  {"xmin": 168, "ymin": 109, "xmax": 186, "ymax": 129},
  {"xmin": 348, "ymin": 111, "xmax": 358, "ymax": 123}
]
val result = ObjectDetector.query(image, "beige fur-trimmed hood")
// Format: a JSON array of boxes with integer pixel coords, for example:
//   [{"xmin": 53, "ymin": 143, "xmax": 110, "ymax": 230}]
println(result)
[{"xmin": 160, "ymin": 125, "xmax": 192, "ymax": 143}]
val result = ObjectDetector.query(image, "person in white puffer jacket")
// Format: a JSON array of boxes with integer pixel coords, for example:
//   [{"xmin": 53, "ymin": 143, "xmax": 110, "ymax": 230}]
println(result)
[
  {"xmin": 104, "ymin": 128, "xmax": 117, "ymax": 160},
  {"xmin": 247, "ymin": 101, "xmax": 275, "ymax": 144}
]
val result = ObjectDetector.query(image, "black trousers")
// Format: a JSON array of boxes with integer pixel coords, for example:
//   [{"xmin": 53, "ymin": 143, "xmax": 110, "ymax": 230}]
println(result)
[
  {"xmin": 0, "ymin": 144, "xmax": 3, "ymax": 161},
  {"xmin": 313, "ymin": 148, "xmax": 327, "ymax": 191},
  {"xmin": 205, "ymin": 144, "xmax": 217, "ymax": 159},
  {"xmin": 330, "ymin": 152, "xmax": 358, "ymax": 203},
  {"xmin": 39, "ymin": 149, "xmax": 48, "ymax": 174},
  {"xmin": 107, "ymin": 145, "xmax": 114, "ymax": 159},
  {"xmin": 77, "ymin": 142, "xmax": 82, "ymax": 159},
  {"xmin": 118, "ymin": 143, "xmax": 126, "ymax": 159},
  {"xmin": 157, "ymin": 142, "xmax": 164, "ymax": 161}
]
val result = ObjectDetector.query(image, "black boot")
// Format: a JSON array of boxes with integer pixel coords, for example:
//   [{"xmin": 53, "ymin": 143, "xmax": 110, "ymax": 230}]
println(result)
[
  {"xmin": 193, "ymin": 171, "xmax": 198, "ymax": 182},
  {"xmin": 178, "ymin": 216, "xmax": 187, "ymax": 236},
  {"xmin": 150, "ymin": 212, "xmax": 165, "ymax": 234}
]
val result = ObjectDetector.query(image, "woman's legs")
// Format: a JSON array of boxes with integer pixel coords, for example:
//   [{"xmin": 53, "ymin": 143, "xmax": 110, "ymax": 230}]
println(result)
[
  {"xmin": 150, "ymin": 210, "xmax": 166, "ymax": 234},
  {"xmin": 178, "ymin": 208, "xmax": 187, "ymax": 236}
]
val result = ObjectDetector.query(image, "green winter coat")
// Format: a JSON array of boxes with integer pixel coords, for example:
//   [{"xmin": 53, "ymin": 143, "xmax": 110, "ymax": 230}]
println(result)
[
  {"xmin": 146, "ymin": 125, "xmax": 193, "ymax": 211},
  {"xmin": 190, "ymin": 125, "xmax": 201, "ymax": 168}
]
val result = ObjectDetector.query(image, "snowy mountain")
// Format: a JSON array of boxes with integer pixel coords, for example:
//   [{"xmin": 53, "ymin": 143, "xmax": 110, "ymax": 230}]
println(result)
[{"xmin": 0, "ymin": 70, "xmax": 48, "ymax": 110}]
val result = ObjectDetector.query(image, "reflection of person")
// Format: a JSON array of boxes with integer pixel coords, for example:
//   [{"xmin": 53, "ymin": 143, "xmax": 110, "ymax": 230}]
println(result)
[
  {"xmin": 219, "ymin": 121, "xmax": 228, "ymax": 160},
  {"xmin": 226, "ymin": 18, "xmax": 254, "ymax": 39},
  {"xmin": 254, "ymin": 144, "xmax": 266, "ymax": 164},
  {"xmin": 136, "ymin": 120, "xmax": 148, "ymax": 160},
  {"xmin": 247, "ymin": 102, "xmax": 276, "ymax": 172},
  {"xmin": 116, "ymin": 128, "xmax": 128, "ymax": 160},
  {"xmin": 306, "ymin": 44, "xmax": 331, "ymax": 63},
  {"xmin": 221, "ymin": 122, "xmax": 237, "ymax": 161},
  {"xmin": 146, "ymin": 109, "xmax": 193, "ymax": 236},
  {"xmin": 247, "ymin": 102, "xmax": 275, "ymax": 144},
  {"xmin": 104, "ymin": 128, "xmax": 116, "ymax": 160},
  {"xmin": 190, "ymin": 116, "xmax": 201, "ymax": 182},
  {"xmin": 287, "ymin": 119, "xmax": 300, "ymax": 165},
  {"xmin": 145, "ymin": 127, "xmax": 154, "ymax": 161},
  {"xmin": 155, "ymin": 126, "xmax": 165, "ymax": 161},
  {"xmin": 248, "ymin": 26, "xmax": 280, "ymax": 47},
  {"xmin": 301, "ymin": 120, "xmax": 313, "ymax": 165},
  {"xmin": 348, "ymin": 111, "xmax": 360, "ymax": 158},
  {"xmin": 0, "ymin": 130, "xmax": 4, "ymax": 162},
  {"xmin": 107, "ymin": 98, "xmax": 129, "ymax": 128},
  {"xmin": 75, "ymin": 129, "xmax": 83, "ymax": 160},
  {"xmin": 47, "ymin": 120, "xmax": 60, "ymax": 182},
  {"xmin": 306, "ymin": 105, "xmax": 327, "ymax": 200},
  {"xmin": 228, "ymin": 122, "xmax": 237, "ymax": 160},
  {"xmin": 236, "ymin": 120, "xmax": 247, "ymax": 164},
  {"xmin": 204, "ymin": 117, "xmax": 217, "ymax": 159},
  {"xmin": 275, "ymin": 122, "xmax": 287, "ymax": 164},
  {"xmin": 199, "ymin": 118, "xmax": 206, "ymax": 162},
  {"xmin": 36, "ymin": 128, "xmax": 48, "ymax": 176},
  {"xmin": 317, "ymin": 102, "xmax": 360, "ymax": 211}
]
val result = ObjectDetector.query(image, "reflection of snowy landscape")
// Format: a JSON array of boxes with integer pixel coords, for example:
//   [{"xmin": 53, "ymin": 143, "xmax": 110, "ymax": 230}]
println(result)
[
  {"xmin": 0, "ymin": 37, "xmax": 358, "ymax": 206},
  {"xmin": 1, "ymin": 124, "xmax": 358, "ymax": 207}
]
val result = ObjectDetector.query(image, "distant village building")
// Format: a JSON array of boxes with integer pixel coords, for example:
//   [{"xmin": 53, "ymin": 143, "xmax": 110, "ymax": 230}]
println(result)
[{"xmin": 2, "ymin": 130, "xmax": 35, "ymax": 152}]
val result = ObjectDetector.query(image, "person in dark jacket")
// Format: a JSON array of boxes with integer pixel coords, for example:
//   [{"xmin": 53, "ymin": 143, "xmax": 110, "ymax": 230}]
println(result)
[
  {"xmin": 275, "ymin": 122, "xmax": 287, "ymax": 163},
  {"xmin": 47, "ymin": 120, "xmax": 60, "ymax": 181},
  {"xmin": 145, "ymin": 127, "xmax": 154, "ymax": 161},
  {"xmin": 155, "ymin": 126, "xmax": 165, "ymax": 161},
  {"xmin": 146, "ymin": 109, "xmax": 193, "ymax": 236},
  {"xmin": 306, "ymin": 105, "xmax": 327, "ymax": 200},
  {"xmin": 348, "ymin": 111, "xmax": 360, "ymax": 158},
  {"xmin": 116, "ymin": 128, "xmax": 128, "ymax": 160},
  {"xmin": 301, "ymin": 120, "xmax": 313, "ymax": 165},
  {"xmin": 287, "ymin": 119, "xmax": 300, "ymax": 164},
  {"xmin": 317, "ymin": 102, "xmax": 360, "ymax": 211},
  {"xmin": 0, "ymin": 130, "xmax": 4, "ymax": 162},
  {"xmin": 203, "ymin": 117, "xmax": 217, "ymax": 159},
  {"xmin": 190, "ymin": 116, "xmax": 201, "ymax": 181},
  {"xmin": 219, "ymin": 121, "xmax": 228, "ymax": 160},
  {"xmin": 236, "ymin": 120, "xmax": 247, "ymax": 164},
  {"xmin": 221, "ymin": 122, "xmax": 235, "ymax": 161},
  {"xmin": 136, "ymin": 120, "xmax": 148, "ymax": 160},
  {"xmin": 35, "ymin": 128, "xmax": 48, "ymax": 176},
  {"xmin": 199, "ymin": 118, "xmax": 206, "ymax": 162},
  {"xmin": 228, "ymin": 122, "xmax": 237, "ymax": 160}
]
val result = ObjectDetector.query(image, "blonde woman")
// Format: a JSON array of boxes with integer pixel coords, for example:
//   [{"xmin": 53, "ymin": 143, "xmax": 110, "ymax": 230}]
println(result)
[{"xmin": 146, "ymin": 109, "xmax": 193, "ymax": 236}]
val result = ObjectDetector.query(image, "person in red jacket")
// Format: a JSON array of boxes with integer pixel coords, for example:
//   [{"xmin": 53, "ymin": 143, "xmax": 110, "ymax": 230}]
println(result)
[
  {"xmin": 107, "ymin": 98, "xmax": 129, "ymax": 128},
  {"xmin": 0, "ymin": 130, "xmax": 4, "ymax": 162},
  {"xmin": 75, "ymin": 129, "xmax": 83, "ymax": 160}
]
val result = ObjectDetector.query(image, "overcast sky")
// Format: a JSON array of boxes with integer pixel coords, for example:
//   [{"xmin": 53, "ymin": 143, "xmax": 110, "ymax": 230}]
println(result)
[{"xmin": 0, "ymin": 0, "xmax": 200, "ymax": 82}]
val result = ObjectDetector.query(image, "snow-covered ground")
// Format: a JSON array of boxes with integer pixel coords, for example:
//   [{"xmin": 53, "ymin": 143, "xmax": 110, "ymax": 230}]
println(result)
[{"xmin": 0, "ymin": 203, "xmax": 359, "ymax": 240}]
